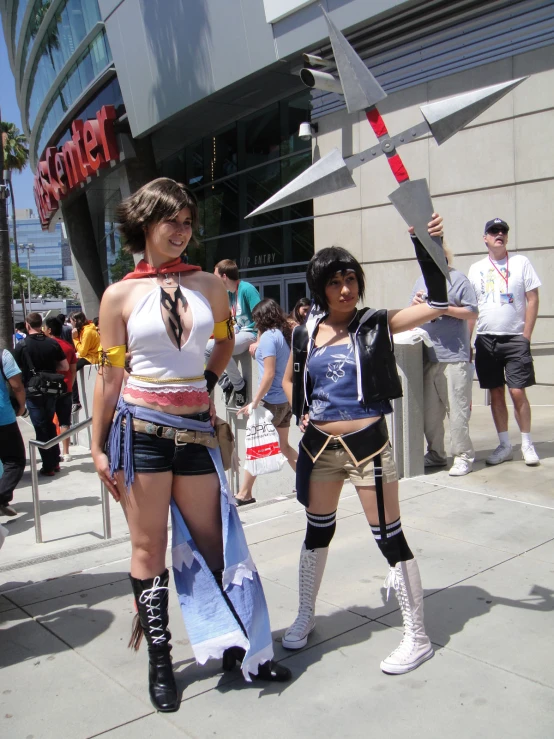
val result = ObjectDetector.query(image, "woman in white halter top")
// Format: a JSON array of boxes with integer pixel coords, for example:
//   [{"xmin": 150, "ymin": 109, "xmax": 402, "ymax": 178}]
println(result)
[{"xmin": 91, "ymin": 179, "xmax": 290, "ymax": 712}]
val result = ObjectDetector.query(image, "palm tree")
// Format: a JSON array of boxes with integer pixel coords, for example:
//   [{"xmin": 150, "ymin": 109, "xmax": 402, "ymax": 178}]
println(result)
[{"xmin": 2, "ymin": 121, "xmax": 29, "ymax": 320}]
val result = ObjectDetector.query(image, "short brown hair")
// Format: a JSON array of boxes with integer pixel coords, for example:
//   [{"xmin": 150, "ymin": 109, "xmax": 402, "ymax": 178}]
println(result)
[
  {"xmin": 116, "ymin": 178, "xmax": 199, "ymax": 254},
  {"xmin": 215, "ymin": 259, "xmax": 239, "ymax": 281},
  {"xmin": 26, "ymin": 312, "xmax": 43, "ymax": 330}
]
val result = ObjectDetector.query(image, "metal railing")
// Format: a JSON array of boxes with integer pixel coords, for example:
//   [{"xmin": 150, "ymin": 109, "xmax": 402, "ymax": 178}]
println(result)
[{"xmin": 29, "ymin": 416, "xmax": 111, "ymax": 544}]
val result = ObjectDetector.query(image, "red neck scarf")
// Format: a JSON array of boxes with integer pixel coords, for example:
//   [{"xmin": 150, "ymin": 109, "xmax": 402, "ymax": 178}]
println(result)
[{"xmin": 122, "ymin": 255, "xmax": 201, "ymax": 280}]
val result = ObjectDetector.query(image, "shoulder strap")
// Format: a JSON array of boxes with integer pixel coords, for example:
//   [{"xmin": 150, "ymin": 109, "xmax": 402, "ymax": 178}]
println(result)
[{"xmin": 20, "ymin": 340, "xmax": 37, "ymax": 374}]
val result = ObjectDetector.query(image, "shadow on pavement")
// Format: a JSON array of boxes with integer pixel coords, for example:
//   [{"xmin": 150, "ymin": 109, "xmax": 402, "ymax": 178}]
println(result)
[{"xmin": 1, "ymin": 496, "xmax": 102, "ymax": 536}]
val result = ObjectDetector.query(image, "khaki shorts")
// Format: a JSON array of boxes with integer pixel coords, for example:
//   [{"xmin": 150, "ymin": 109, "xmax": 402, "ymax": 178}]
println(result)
[
  {"xmin": 261, "ymin": 400, "xmax": 292, "ymax": 428},
  {"xmin": 310, "ymin": 441, "xmax": 397, "ymax": 486}
]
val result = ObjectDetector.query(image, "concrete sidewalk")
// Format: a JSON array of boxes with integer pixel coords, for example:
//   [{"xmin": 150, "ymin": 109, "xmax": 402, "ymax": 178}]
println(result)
[{"xmin": 1, "ymin": 405, "xmax": 553, "ymax": 738}]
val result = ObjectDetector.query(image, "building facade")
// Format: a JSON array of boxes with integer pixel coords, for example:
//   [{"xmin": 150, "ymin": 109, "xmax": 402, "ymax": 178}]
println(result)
[
  {"xmin": 1, "ymin": 0, "xmax": 552, "ymax": 396},
  {"xmin": 9, "ymin": 209, "xmax": 70, "ymax": 281}
]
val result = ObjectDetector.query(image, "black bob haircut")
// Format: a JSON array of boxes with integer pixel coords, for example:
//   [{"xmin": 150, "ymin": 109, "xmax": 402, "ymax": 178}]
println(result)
[{"xmin": 306, "ymin": 246, "xmax": 365, "ymax": 311}]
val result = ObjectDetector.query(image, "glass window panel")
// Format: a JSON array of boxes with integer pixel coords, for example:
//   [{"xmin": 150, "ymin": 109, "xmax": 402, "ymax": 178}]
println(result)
[
  {"xmin": 90, "ymin": 32, "xmax": 108, "ymax": 76},
  {"xmin": 186, "ymin": 140, "xmax": 204, "ymax": 187},
  {"xmin": 243, "ymin": 103, "xmax": 280, "ymax": 169},
  {"xmin": 66, "ymin": 0, "xmax": 87, "ymax": 43},
  {"xmin": 203, "ymin": 234, "xmax": 240, "ymax": 274},
  {"xmin": 242, "ymin": 226, "xmax": 284, "ymax": 269},
  {"xmin": 243, "ymin": 162, "xmax": 282, "ymax": 230},
  {"xmin": 77, "ymin": 50, "xmax": 94, "ymax": 90},
  {"xmin": 202, "ymin": 180, "xmax": 239, "ymax": 240},
  {"xmin": 206, "ymin": 125, "xmax": 237, "ymax": 183},
  {"xmin": 280, "ymin": 92, "xmax": 312, "ymax": 156}
]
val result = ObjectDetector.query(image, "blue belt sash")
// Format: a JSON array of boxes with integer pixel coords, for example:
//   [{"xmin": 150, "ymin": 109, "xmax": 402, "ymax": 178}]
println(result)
[{"xmin": 107, "ymin": 399, "xmax": 274, "ymax": 680}]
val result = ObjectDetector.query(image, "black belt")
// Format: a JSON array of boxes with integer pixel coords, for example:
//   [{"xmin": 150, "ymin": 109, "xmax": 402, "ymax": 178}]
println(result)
[{"xmin": 301, "ymin": 416, "xmax": 389, "ymax": 467}]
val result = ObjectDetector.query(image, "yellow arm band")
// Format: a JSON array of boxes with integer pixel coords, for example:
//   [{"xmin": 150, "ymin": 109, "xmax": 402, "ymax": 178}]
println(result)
[
  {"xmin": 98, "ymin": 345, "xmax": 127, "ymax": 368},
  {"xmin": 213, "ymin": 316, "xmax": 234, "ymax": 340}
]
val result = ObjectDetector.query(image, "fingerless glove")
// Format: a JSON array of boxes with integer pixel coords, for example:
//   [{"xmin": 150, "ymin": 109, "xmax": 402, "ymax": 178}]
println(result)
[{"xmin": 411, "ymin": 235, "xmax": 448, "ymax": 309}]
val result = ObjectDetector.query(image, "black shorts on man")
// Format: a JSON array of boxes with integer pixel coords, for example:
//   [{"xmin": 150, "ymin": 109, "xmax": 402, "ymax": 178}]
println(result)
[{"xmin": 475, "ymin": 334, "xmax": 535, "ymax": 389}]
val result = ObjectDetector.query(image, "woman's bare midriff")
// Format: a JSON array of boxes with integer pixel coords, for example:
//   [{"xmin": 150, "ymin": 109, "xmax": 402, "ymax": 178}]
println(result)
[
  {"xmin": 312, "ymin": 416, "xmax": 381, "ymax": 436},
  {"xmin": 121, "ymin": 391, "xmax": 210, "ymax": 417}
]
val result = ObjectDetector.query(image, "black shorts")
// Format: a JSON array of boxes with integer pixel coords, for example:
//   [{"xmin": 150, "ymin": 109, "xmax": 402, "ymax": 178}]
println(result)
[
  {"xmin": 117, "ymin": 428, "xmax": 217, "ymax": 476},
  {"xmin": 475, "ymin": 334, "xmax": 535, "ymax": 389},
  {"xmin": 55, "ymin": 393, "xmax": 73, "ymax": 427}
]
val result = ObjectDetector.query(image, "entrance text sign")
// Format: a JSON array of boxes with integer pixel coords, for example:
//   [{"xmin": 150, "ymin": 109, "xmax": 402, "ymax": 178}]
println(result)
[{"xmin": 33, "ymin": 105, "xmax": 119, "ymax": 229}]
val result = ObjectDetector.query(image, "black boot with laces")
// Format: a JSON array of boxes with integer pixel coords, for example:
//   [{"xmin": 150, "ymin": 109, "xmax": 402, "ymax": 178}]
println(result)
[{"xmin": 129, "ymin": 569, "xmax": 180, "ymax": 712}]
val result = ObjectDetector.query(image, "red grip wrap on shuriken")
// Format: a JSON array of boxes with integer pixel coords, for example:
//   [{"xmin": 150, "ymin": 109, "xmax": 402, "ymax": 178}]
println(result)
[
  {"xmin": 366, "ymin": 108, "xmax": 388, "ymax": 137},
  {"xmin": 365, "ymin": 110, "xmax": 410, "ymax": 183},
  {"xmin": 387, "ymin": 154, "xmax": 410, "ymax": 183}
]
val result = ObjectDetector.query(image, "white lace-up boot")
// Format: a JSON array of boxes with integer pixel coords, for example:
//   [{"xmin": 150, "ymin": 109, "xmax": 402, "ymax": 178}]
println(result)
[
  {"xmin": 282, "ymin": 544, "xmax": 328, "ymax": 650},
  {"xmin": 380, "ymin": 559, "xmax": 434, "ymax": 674}
]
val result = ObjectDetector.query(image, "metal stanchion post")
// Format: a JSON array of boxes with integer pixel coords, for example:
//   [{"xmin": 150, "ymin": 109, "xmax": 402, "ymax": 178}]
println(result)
[
  {"xmin": 101, "ymin": 482, "xmax": 112, "ymax": 539},
  {"xmin": 29, "ymin": 443, "xmax": 43, "ymax": 544},
  {"xmin": 484, "ymin": 389, "xmax": 491, "ymax": 406},
  {"xmin": 79, "ymin": 371, "xmax": 92, "ymax": 448}
]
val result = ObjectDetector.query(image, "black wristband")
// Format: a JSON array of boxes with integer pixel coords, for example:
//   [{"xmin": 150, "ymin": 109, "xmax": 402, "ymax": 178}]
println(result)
[{"xmin": 204, "ymin": 369, "xmax": 218, "ymax": 393}]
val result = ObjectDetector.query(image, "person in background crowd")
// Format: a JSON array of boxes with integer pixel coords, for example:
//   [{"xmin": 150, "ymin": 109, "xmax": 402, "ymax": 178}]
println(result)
[
  {"xmin": 410, "ymin": 246, "xmax": 478, "ymax": 476},
  {"xmin": 91, "ymin": 178, "xmax": 290, "ymax": 714},
  {"xmin": 70, "ymin": 311, "xmax": 101, "ymax": 412},
  {"xmin": 206, "ymin": 259, "xmax": 260, "ymax": 408},
  {"xmin": 468, "ymin": 218, "xmax": 541, "ymax": 466},
  {"xmin": 289, "ymin": 297, "xmax": 312, "ymax": 327},
  {"xmin": 92, "ymin": 316, "xmax": 100, "ymax": 330},
  {"xmin": 13, "ymin": 312, "xmax": 68, "ymax": 477},
  {"xmin": 44, "ymin": 317, "xmax": 77, "ymax": 462},
  {"xmin": 56, "ymin": 313, "xmax": 74, "ymax": 343},
  {"xmin": 13, "ymin": 322, "xmax": 27, "ymax": 345},
  {"xmin": 0, "ymin": 349, "xmax": 26, "ymax": 516},
  {"xmin": 281, "ymin": 216, "xmax": 447, "ymax": 676},
  {"xmin": 235, "ymin": 298, "xmax": 298, "ymax": 505}
]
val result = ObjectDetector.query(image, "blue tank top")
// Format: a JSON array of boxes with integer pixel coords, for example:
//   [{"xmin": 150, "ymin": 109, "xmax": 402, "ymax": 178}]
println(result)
[{"xmin": 307, "ymin": 343, "xmax": 392, "ymax": 421}]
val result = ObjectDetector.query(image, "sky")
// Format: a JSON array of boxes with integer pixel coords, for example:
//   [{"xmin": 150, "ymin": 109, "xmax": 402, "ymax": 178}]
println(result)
[{"xmin": 1, "ymin": 30, "xmax": 36, "ymax": 211}]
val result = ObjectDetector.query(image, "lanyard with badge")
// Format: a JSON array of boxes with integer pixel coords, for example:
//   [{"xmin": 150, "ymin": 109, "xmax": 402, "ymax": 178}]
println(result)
[{"xmin": 489, "ymin": 252, "xmax": 513, "ymax": 304}]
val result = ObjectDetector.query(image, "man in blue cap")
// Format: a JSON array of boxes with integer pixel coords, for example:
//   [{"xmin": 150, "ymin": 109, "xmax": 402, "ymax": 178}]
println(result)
[{"xmin": 468, "ymin": 218, "xmax": 541, "ymax": 466}]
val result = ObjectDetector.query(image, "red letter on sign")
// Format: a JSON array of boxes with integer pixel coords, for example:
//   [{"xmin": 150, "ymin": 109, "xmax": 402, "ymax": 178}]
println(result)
[
  {"xmin": 83, "ymin": 120, "xmax": 102, "ymax": 172},
  {"xmin": 96, "ymin": 105, "xmax": 119, "ymax": 163}
]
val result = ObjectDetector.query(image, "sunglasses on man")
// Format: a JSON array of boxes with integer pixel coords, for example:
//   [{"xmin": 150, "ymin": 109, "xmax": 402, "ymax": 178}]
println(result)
[{"xmin": 487, "ymin": 227, "xmax": 508, "ymax": 235}]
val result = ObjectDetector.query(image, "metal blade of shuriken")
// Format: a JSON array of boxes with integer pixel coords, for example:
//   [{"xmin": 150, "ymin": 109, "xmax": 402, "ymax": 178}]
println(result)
[
  {"xmin": 245, "ymin": 6, "xmax": 527, "ymax": 279},
  {"xmin": 388, "ymin": 179, "xmax": 448, "ymax": 278},
  {"xmin": 321, "ymin": 6, "xmax": 387, "ymax": 114},
  {"xmin": 420, "ymin": 78, "xmax": 527, "ymax": 145},
  {"xmin": 247, "ymin": 148, "xmax": 356, "ymax": 218}
]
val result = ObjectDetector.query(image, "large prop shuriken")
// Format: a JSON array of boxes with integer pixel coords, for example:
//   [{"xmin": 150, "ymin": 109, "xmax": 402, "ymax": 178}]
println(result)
[{"xmin": 246, "ymin": 6, "xmax": 527, "ymax": 280}]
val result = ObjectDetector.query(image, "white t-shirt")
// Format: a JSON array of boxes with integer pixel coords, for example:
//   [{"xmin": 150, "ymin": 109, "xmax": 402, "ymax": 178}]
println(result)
[{"xmin": 468, "ymin": 253, "xmax": 541, "ymax": 335}]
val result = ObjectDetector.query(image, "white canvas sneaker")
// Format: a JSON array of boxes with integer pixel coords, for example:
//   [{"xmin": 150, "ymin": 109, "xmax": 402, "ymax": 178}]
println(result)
[
  {"xmin": 522, "ymin": 444, "xmax": 540, "ymax": 466},
  {"xmin": 485, "ymin": 444, "xmax": 513, "ymax": 466},
  {"xmin": 448, "ymin": 458, "xmax": 473, "ymax": 476}
]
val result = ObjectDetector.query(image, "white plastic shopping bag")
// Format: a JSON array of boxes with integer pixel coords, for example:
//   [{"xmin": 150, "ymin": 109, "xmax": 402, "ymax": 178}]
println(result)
[{"xmin": 244, "ymin": 406, "xmax": 286, "ymax": 476}]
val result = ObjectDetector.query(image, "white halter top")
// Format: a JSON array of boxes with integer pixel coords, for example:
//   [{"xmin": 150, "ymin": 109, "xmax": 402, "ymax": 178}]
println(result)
[{"xmin": 126, "ymin": 285, "xmax": 213, "ymax": 395}]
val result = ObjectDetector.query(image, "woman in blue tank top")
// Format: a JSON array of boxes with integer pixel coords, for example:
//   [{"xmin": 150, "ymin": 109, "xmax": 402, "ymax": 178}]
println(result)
[
  {"xmin": 281, "ymin": 215, "xmax": 449, "ymax": 677},
  {"xmin": 235, "ymin": 298, "xmax": 297, "ymax": 504}
]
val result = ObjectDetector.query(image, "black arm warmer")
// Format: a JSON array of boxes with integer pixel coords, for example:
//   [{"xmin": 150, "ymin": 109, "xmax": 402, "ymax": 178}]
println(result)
[
  {"xmin": 204, "ymin": 369, "xmax": 218, "ymax": 394},
  {"xmin": 411, "ymin": 235, "xmax": 448, "ymax": 309}
]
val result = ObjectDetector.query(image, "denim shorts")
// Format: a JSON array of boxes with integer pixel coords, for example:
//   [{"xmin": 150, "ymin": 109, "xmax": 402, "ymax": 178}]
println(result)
[{"xmin": 117, "ymin": 413, "xmax": 217, "ymax": 476}]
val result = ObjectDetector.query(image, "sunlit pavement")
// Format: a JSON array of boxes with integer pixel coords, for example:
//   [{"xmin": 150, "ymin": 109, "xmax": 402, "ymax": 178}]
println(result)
[{"xmin": 1, "ymin": 405, "xmax": 553, "ymax": 738}]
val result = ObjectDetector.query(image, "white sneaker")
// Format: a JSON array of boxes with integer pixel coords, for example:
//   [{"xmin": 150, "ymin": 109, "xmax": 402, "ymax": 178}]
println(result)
[
  {"xmin": 448, "ymin": 458, "xmax": 473, "ymax": 476},
  {"xmin": 522, "ymin": 444, "xmax": 540, "ymax": 466},
  {"xmin": 486, "ymin": 444, "xmax": 513, "ymax": 466},
  {"xmin": 63, "ymin": 454, "xmax": 72, "ymax": 462}
]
